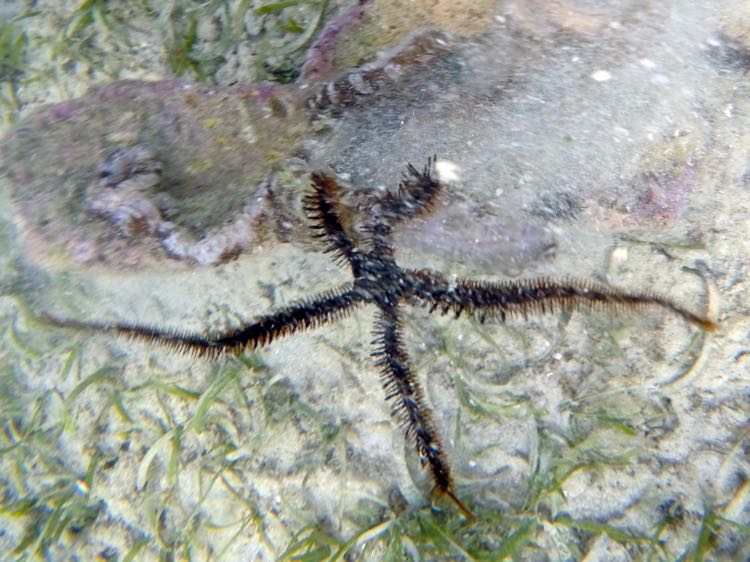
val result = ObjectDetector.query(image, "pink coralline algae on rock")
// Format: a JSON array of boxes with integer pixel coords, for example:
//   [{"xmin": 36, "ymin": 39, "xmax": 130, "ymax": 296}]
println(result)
[
  {"xmin": 0, "ymin": 21, "xmax": 461, "ymax": 271},
  {"xmin": 84, "ymin": 143, "xmax": 271, "ymax": 265},
  {"xmin": 2, "ymin": 0, "xmax": 729, "ymax": 274},
  {"xmin": 2, "ymin": 79, "xmax": 303, "ymax": 269}
]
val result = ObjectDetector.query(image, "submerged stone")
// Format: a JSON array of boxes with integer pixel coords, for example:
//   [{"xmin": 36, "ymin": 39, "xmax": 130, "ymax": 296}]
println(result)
[
  {"xmin": 0, "ymin": 0, "xmax": 735, "ymax": 275},
  {"xmin": 2, "ymin": 80, "xmax": 302, "ymax": 269}
]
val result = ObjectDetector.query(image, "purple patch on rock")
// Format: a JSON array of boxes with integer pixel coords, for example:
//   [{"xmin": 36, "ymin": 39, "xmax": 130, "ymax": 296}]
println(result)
[{"xmin": 300, "ymin": 0, "xmax": 372, "ymax": 83}]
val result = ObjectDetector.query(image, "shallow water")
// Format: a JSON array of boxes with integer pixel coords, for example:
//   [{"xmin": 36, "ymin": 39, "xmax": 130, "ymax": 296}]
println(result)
[{"xmin": 1, "ymin": 1, "xmax": 749, "ymax": 559}]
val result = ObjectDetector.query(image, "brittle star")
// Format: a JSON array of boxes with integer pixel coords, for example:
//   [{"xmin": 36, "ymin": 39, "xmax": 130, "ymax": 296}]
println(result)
[{"xmin": 45, "ymin": 157, "xmax": 717, "ymax": 520}]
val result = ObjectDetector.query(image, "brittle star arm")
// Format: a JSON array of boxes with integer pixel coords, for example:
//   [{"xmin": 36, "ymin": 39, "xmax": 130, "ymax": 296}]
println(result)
[
  {"xmin": 305, "ymin": 172, "xmax": 359, "ymax": 268},
  {"xmin": 305, "ymin": 158, "xmax": 444, "ymax": 265},
  {"xmin": 372, "ymin": 304, "xmax": 475, "ymax": 521},
  {"xmin": 378, "ymin": 156, "xmax": 443, "ymax": 225},
  {"xmin": 43, "ymin": 284, "xmax": 365, "ymax": 358},
  {"xmin": 407, "ymin": 269, "xmax": 718, "ymax": 331},
  {"xmin": 363, "ymin": 157, "xmax": 445, "ymax": 258}
]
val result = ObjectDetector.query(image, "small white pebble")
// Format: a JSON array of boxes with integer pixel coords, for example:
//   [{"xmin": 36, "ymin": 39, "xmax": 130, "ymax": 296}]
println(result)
[
  {"xmin": 436, "ymin": 159, "xmax": 460, "ymax": 182},
  {"xmin": 612, "ymin": 246, "xmax": 628, "ymax": 263},
  {"xmin": 640, "ymin": 58, "xmax": 656, "ymax": 69},
  {"xmin": 590, "ymin": 69, "xmax": 612, "ymax": 82},
  {"xmin": 650, "ymin": 74, "xmax": 669, "ymax": 85},
  {"xmin": 613, "ymin": 126, "xmax": 630, "ymax": 137}
]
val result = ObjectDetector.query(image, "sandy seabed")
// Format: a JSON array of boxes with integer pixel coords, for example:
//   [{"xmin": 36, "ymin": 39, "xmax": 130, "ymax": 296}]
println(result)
[{"xmin": 1, "ymin": 1, "xmax": 749, "ymax": 560}]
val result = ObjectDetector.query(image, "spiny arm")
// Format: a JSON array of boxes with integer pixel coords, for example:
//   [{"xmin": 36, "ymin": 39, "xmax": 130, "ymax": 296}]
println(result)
[
  {"xmin": 43, "ymin": 285, "xmax": 365, "ymax": 358},
  {"xmin": 407, "ymin": 270, "xmax": 718, "ymax": 331},
  {"xmin": 304, "ymin": 172, "xmax": 359, "ymax": 267},
  {"xmin": 372, "ymin": 304, "xmax": 475, "ymax": 521},
  {"xmin": 378, "ymin": 156, "xmax": 444, "ymax": 225},
  {"xmin": 360, "ymin": 157, "xmax": 445, "ymax": 258}
]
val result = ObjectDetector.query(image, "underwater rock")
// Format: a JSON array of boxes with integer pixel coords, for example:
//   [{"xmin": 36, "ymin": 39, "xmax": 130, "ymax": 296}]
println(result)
[
  {"xmin": 300, "ymin": 0, "xmax": 495, "ymax": 85},
  {"xmin": 302, "ymin": 0, "xmax": 732, "ymax": 271},
  {"xmin": 1, "ymin": 0, "xmax": 735, "ymax": 275},
  {"xmin": 2, "ymin": 79, "xmax": 301, "ymax": 269},
  {"xmin": 86, "ymin": 144, "xmax": 166, "ymax": 238},
  {"xmin": 86, "ymin": 143, "xmax": 271, "ymax": 265},
  {"xmin": 0, "ymin": 24, "xmax": 459, "ymax": 271}
]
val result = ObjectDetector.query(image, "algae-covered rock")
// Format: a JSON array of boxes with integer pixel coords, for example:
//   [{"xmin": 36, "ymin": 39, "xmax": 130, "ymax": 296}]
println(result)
[{"xmin": 2, "ymin": 80, "xmax": 303, "ymax": 268}]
